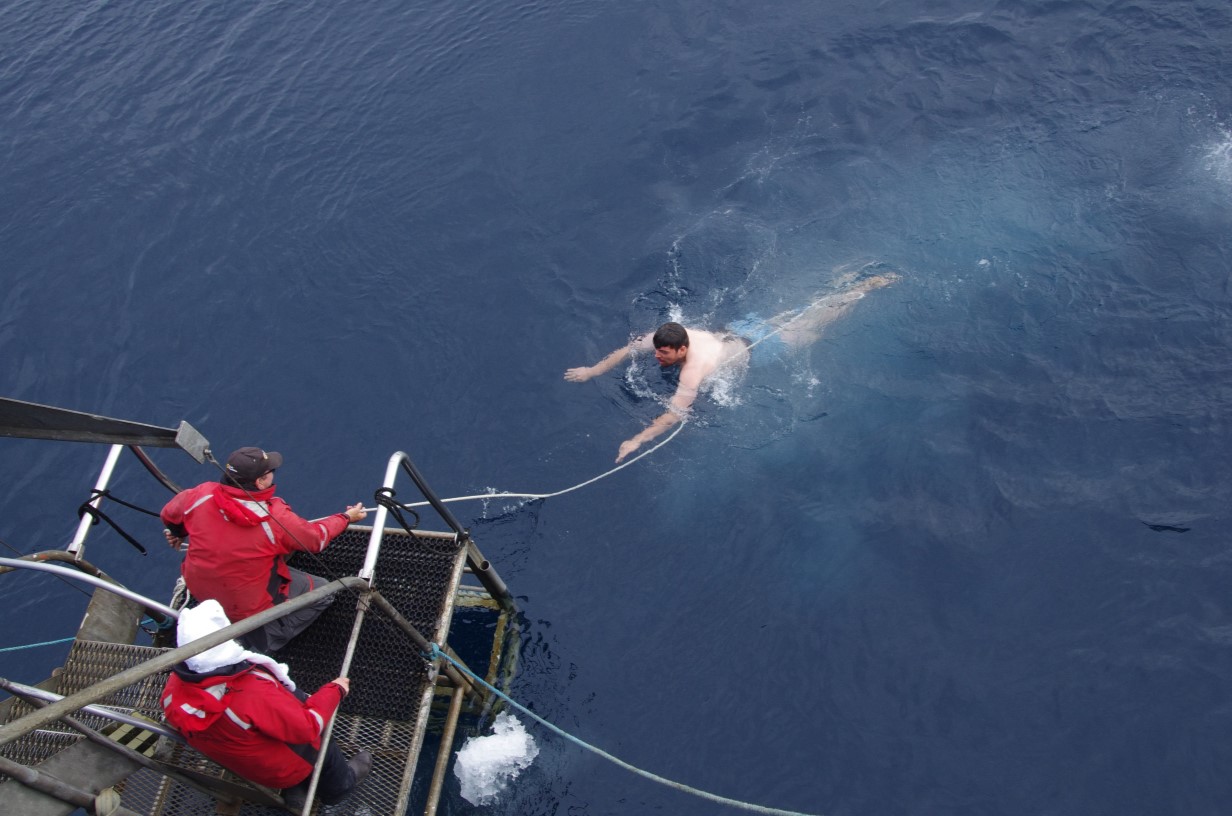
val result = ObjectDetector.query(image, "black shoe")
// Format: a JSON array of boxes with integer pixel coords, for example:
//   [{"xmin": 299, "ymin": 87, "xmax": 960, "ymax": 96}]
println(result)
[
  {"xmin": 282, "ymin": 785, "xmax": 308, "ymax": 812},
  {"xmin": 348, "ymin": 750, "xmax": 373, "ymax": 786}
]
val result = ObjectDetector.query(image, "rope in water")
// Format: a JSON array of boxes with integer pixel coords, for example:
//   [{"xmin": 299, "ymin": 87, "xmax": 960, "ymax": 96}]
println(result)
[
  {"xmin": 362, "ymin": 419, "xmax": 688, "ymax": 513},
  {"xmin": 0, "ymin": 636, "xmax": 75, "ymax": 654},
  {"xmin": 424, "ymin": 644, "xmax": 822, "ymax": 816},
  {"xmin": 0, "ymin": 614, "xmax": 177, "ymax": 654}
]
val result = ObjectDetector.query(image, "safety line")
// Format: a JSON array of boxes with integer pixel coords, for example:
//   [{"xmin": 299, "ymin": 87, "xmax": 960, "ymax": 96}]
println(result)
[
  {"xmin": 362, "ymin": 419, "xmax": 688, "ymax": 513},
  {"xmin": 0, "ymin": 636, "xmax": 75, "ymax": 654},
  {"xmin": 425, "ymin": 643, "xmax": 822, "ymax": 816}
]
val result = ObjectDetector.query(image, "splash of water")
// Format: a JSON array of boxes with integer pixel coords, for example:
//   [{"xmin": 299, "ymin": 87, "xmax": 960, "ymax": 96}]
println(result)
[{"xmin": 454, "ymin": 712, "xmax": 539, "ymax": 806}]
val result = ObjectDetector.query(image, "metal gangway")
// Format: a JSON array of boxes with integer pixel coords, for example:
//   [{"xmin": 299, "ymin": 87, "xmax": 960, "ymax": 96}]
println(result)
[{"xmin": 0, "ymin": 401, "xmax": 518, "ymax": 815}]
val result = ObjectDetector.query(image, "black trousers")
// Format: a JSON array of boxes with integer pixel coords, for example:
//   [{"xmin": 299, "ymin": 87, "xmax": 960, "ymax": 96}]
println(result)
[
  {"xmin": 285, "ymin": 736, "xmax": 357, "ymax": 804},
  {"xmin": 240, "ymin": 568, "xmax": 335, "ymax": 654}
]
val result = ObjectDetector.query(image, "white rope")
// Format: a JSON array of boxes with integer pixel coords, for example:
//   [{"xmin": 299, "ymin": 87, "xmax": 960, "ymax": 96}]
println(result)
[{"xmin": 361, "ymin": 419, "xmax": 688, "ymax": 513}]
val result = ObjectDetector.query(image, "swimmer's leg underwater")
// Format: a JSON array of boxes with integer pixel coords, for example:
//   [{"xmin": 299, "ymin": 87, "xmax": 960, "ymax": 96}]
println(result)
[{"xmin": 771, "ymin": 272, "xmax": 899, "ymax": 349}]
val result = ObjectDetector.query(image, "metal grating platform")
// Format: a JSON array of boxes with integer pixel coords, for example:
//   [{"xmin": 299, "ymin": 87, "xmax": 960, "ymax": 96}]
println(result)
[
  {"xmin": 0, "ymin": 641, "xmax": 170, "ymax": 768},
  {"xmin": 1, "ymin": 526, "xmax": 470, "ymax": 816},
  {"xmin": 281, "ymin": 526, "xmax": 467, "ymax": 720}
]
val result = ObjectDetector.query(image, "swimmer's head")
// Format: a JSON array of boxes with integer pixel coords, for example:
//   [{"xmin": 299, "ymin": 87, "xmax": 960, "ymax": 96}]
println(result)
[
  {"xmin": 652, "ymin": 322, "xmax": 689, "ymax": 367},
  {"xmin": 652, "ymin": 322, "xmax": 688, "ymax": 350}
]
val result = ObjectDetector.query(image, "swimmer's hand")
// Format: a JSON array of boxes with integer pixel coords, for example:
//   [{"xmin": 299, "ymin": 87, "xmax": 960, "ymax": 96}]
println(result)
[
  {"xmin": 616, "ymin": 439, "xmax": 640, "ymax": 463},
  {"xmin": 564, "ymin": 366, "xmax": 596, "ymax": 382}
]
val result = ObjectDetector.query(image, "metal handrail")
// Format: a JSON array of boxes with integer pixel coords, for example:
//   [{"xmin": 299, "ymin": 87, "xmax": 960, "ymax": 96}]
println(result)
[
  {"xmin": 364, "ymin": 451, "xmax": 513, "ymax": 611},
  {"xmin": 64, "ymin": 443, "xmax": 181, "ymax": 562},
  {"xmin": 0, "ymin": 557, "xmax": 178, "ymax": 622},
  {"xmin": 67, "ymin": 443, "xmax": 125, "ymax": 559},
  {"xmin": 0, "ymin": 680, "xmax": 182, "ymax": 743},
  {"xmin": 395, "ymin": 455, "xmax": 469, "ymax": 538}
]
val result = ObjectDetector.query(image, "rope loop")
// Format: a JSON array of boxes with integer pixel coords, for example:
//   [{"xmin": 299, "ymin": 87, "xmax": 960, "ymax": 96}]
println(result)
[
  {"xmin": 76, "ymin": 502, "xmax": 148, "ymax": 555},
  {"xmin": 374, "ymin": 487, "xmax": 420, "ymax": 534}
]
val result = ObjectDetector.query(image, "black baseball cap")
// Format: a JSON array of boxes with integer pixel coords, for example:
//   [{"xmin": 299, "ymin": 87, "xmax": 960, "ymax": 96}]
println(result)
[{"xmin": 223, "ymin": 447, "xmax": 284, "ymax": 483}]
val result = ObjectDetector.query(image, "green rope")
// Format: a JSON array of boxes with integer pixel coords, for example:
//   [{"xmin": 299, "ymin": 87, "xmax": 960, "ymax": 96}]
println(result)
[
  {"xmin": 140, "ymin": 615, "xmax": 176, "ymax": 631},
  {"xmin": 425, "ymin": 643, "xmax": 823, "ymax": 816},
  {"xmin": 0, "ymin": 636, "xmax": 75, "ymax": 654}
]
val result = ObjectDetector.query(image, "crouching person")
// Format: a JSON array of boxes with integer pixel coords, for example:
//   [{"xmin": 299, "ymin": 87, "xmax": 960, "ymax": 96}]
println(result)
[{"xmin": 162, "ymin": 600, "xmax": 372, "ymax": 810}]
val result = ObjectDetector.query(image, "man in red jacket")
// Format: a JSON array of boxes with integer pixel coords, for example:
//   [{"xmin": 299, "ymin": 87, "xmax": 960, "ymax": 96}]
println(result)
[
  {"xmin": 162, "ymin": 446, "xmax": 368, "ymax": 652},
  {"xmin": 162, "ymin": 600, "xmax": 372, "ymax": 809}
]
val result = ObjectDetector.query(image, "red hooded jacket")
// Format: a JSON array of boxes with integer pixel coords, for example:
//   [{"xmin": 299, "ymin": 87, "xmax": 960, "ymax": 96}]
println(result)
[
  {"xmin": 162, "ymin": 482, "xmax": 349, "ymax": 623},
  {"xmin": 162, "ymin": 663, "xmax": 345, "ymax": 788}
]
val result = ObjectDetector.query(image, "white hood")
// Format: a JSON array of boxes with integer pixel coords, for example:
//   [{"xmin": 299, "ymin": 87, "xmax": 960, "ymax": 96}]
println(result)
[{"xmin": 176, "ymin": 599, "xmax": 296, "ymax": 692}]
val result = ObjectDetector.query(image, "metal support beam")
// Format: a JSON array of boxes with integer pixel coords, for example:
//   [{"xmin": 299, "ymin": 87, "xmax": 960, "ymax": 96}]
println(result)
[
  {"xmin": 424, "ymin": 681, "xmax": 466, "ymax": 816},
  {"xmin": 366, "ymin": 590, "xmax": 481, "ymax": 703},
  {"xmin": 0, "ymin": 397, "xmax": 208, "ymax": 462},
  {"xmin": 463, "ymin": 538, "xmax": 513, "ymax": 613},
  {"xmin": 0, "ymin": 753, "xmax": 142, "ymax": 816}
]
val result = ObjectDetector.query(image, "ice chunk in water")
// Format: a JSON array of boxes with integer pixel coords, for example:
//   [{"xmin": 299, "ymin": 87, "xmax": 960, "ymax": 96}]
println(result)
[{"xmin": 454, "ymin": 711, "xmax": 539, "ymax": 805}]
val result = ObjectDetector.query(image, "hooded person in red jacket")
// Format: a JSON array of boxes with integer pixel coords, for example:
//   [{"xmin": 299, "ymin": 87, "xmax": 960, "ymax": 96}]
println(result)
[
  {"xmin": 161, "ymin": 446, "xmax": 368, "ymax": 653},
  {"xmin": 161, "ymin": 600, "xmax": 372, "ymax": 809}
]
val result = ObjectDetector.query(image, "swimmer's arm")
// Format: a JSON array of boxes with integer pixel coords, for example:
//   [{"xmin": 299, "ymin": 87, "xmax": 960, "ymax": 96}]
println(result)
[
  {"xmin": 564, "ymin": 334, "xmax": 653, "ymax": 382},
  {"xmin": 615, "ymin": 379, "xmax": 697, "ymax": 463}
]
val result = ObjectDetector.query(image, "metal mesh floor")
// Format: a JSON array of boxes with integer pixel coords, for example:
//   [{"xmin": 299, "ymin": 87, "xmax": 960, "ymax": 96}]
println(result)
[
  {"xmin": 0, "ymin": 640, "xmax": 170, "ymax": 769},
  {"xmin": 1, "ymin": 526, "xmax": 468, "ymax": 816},
  {"xmin": 281, "ymin": 526, "xmax": 467, "ymax": 722}
]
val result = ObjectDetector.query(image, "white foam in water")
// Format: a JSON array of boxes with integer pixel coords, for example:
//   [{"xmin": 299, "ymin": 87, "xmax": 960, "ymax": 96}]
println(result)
[
  {"xmin": 1205, "ymin": 130, "xmax": 1232, "ymax": 185},
  {"xmin": 454, "ymin": 712, "xmax": 539, "ymax": 805}
]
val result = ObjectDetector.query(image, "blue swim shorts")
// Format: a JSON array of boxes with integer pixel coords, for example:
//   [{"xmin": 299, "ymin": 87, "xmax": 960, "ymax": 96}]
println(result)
[{"xmin": 728, "ymin": 314, "xmax": 788, "ymax": 365}]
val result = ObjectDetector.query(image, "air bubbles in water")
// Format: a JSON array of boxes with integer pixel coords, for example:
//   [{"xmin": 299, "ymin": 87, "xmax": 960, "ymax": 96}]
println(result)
[
  {"xmin": 1205, "ymin": 131, "xmax": 1232, "ymax": 185},
  {"xmin": 454, "ymin": 712, "xmax": 539, "ymax": 806}
]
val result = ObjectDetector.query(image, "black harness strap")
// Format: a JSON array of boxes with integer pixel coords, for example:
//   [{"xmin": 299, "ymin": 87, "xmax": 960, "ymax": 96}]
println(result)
[
  {"xmin": 76, "ymin": 502, "xmax": 148, "ymax": 555},
  {"xmin": 374, "ymin": 487, "xmax": 420, "ymax": 535},
  {"xmin": 88, "ymin": 488, "xmax": 161, "ymax": 517}
]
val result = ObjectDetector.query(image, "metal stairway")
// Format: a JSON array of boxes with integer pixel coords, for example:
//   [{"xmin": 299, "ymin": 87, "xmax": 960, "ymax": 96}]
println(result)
[{"xmin": 1, "ymin": 525, "xmax": 478, "ymax": 815}]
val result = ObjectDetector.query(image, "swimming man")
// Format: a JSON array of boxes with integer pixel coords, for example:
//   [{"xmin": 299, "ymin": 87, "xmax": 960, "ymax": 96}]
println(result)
[{"xmin": 564, "ymin": 274, "xmax": 896, "ymax": 462}]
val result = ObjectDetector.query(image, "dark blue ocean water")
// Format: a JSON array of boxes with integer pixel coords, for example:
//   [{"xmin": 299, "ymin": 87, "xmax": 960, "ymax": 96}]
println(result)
[{"xmin": 3, "ymin": 0, "xmax": 1232, "ymax": 814}]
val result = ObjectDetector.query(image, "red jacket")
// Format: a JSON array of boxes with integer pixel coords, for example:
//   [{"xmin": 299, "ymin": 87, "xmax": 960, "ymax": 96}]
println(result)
[
  {"xmin": 162, "ymin": 482, "xmax": 349, "ymax": 623},
  {"xmin": 162, "ymin": 664, "xmax": 345, "ymax": 788}
]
